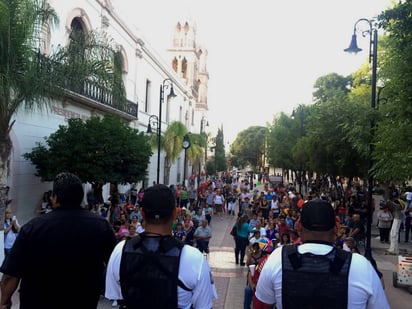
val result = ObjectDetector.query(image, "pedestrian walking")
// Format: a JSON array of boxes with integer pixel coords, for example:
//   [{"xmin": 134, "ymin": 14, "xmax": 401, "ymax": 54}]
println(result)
[
  {"xmin": 234, "ymin": 214, "xmax": 254, "ymax": 266},
  {"xmin": 386, "ymin": 192, "xmax": 406, "ymax": 255},
  {"xmin": 105, "ymin": 184, "xmax": 217, "ymax": 308},
  {"xmin": 254, "ymin": 199, "xmax": 389, "ymax": 309},
  {"xmin": 194, "ymin": 219, "xmax": 212, "ymax": 254},
  {"xmin": 376, "ymin": 201, "xmax": 393, "ymax": 243},
  {"xmin": 0, "ymin": 172, "xmax": 117, "ymax": 309}
]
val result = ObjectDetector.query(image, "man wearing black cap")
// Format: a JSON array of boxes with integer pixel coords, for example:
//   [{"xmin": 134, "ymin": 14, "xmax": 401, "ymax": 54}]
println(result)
[
  {"xmin": 105, "ymin": 184, "xmax": 217, "ymax": 308},
  {"xmin": 0, "ymin": 172, "xmax": 117, "ymax": 309},
  {"xmin": 254, "ymin": 199, "xmax": 389, "ymax": 309}
]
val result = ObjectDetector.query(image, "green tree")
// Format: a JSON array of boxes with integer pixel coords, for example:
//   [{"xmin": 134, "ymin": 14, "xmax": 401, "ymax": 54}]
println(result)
[
  {"xmin": 206, "ymin": 128, "xmax": 227, "ymax": 175},
  {"xmin": 307, "ymin": 73, "xmax": 368, "ymax": 180},
  {"xmin": 267, "ymin": 112, "xmax": 296, "ymax": 172},
  {"xmin": 215, "ymin": 127, "xmax": 227, "ymax": 173},
  {"xmin": 0, "ymin": 0, "xmax": 126, "ymax": 187},
  {"xmin": 312, "ymin": 73, "xmax": 350, "ymax": 104},
  {"xmin": 205, "ymin": 160, "xmax": 216, "ymax": 177},
  {"xmin": 162, "ymin": 121, "xmax": 188, "ymax": 185},
  {"xmin": 185, "ymin": 133, "xmax": 204, "ymax": 179},
  {"xmin": 23, "ymin": 115, "xmax": 151, "ymax": 184},
  {"xmin": 373, "ymin": 1, "xmax": 412, "ymax": 181},
  {"xmin": 267, "ymin": 72, "xmax": 369, "ymax": 185},
  {"xmin": 231, "ymin": 126, "xmax": 267, "ymax": 171}
]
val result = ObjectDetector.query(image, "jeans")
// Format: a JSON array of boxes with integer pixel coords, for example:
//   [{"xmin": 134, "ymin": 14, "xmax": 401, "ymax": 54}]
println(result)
[
  {"xmin": 244, "ymin": 284, "xmax": 253, "ymax": 309},
  {"xmin": 405, "ymin": 224, "xmax": 412, "ymax": 241},
  {"xmin": 235, "ymin": 236, "xmax": 249, "ymax": 264},
  {"xmin": 196, "ymin": 239, "xmax": 209, "ymax": 254},
  {"xmin": 379, "ymin": 227, "xmax": 390, "ymax": 242}
]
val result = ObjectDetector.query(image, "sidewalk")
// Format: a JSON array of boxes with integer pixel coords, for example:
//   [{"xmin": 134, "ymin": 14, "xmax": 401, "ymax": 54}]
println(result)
[
  {"xmin": 208, "ymin": 214, "xmax": 248, "ymax": 309},
  {"xmin": 370, "ymin": 224, "xmax": 412, "ymax": 255}
]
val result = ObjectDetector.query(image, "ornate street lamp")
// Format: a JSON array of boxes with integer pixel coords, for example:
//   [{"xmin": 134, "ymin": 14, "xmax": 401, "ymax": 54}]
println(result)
[
  {"xmin": 147, "ymin": 79, "xmax": 176, "ymax": 184},
  {"xmin": 345, "ymin": 18, "xmax": 378, "ymax": 260},
  {"xmin": 182, "ymin": 134, "xmax": 191, "ymax": 186},
  {"xmin": 147, "ymin": 115, "xmax": 159, "ymax": 135}
]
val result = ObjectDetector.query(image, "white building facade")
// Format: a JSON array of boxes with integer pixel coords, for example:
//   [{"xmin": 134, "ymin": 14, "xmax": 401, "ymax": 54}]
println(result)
[{"xmin": 7, "ymin": 0, "xmax": 209, "ymax": 224}]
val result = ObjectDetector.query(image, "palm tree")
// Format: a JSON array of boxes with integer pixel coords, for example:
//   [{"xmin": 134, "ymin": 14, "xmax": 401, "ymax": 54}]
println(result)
[
  {"xmin": 163, "ymin": 121, "xmax": 188, "ymax": 185},
  {"xmin": 0, "ymin": 0, "xmax": 126, "ymax": 187},
  {"xmin": 186, "ymin": 133, "xmax": 205, "ymax": 181},
  {"xmin": 0, "ymin": 0, "xmax": 126, "ymax": 257}
]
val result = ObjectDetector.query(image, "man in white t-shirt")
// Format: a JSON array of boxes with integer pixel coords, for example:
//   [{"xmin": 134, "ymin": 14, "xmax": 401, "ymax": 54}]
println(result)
[
  {"xmin": 250, "ymin": 221, "xmax": 267, "ymax": 239},
  {"xmin": 105, "ymin": 184, "xmax": 217, "ymax": 309},
  {"xmin": 249, "ymin": 230, "xmax": 268, "ymax": 247},
  {"xmin": 254, "ymin": 199, "xmax": 389, "ymax": 309}
]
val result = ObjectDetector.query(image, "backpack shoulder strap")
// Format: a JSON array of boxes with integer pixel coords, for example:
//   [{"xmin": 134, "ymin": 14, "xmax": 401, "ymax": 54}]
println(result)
[
  {"xmin": 160, "ymin": 237, "xmax": 193, "ymax": 292},
  {"xmin": 159, "ymin": 235, "xmax": 184, "ymax": 252},
  {"xmin": 131, "ymin": 234, "xmax": 143, "ymax": 250},
  {"xmin": 284, "ymin": 244, "xmax": 301, "ymax": 270},
  {"xmin": 178, "ymin": 278, "xmax": 193, "ymax": 292},
  {"xmin": 329, "ymin": 248, "xmax": 351, "ymax": 274}
]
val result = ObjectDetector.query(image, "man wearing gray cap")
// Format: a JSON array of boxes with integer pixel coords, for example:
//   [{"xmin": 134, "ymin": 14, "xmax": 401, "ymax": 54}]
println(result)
[{"xmin": 254, "ymin": 199, "xmax": 389, "ymax": 309}]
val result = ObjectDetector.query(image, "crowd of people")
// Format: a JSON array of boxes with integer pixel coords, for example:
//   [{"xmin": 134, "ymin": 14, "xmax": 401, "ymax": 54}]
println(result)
[
  {"xmin": 1, "ymin": 174, "xmax": 220, "ymax": 309},
  {"xmin": 1, "ymin": 171, "xmax": 410, "ymax": 308},
  {"xmin": 208, "ymin": 175, "xmax": 393, "ymax": 309},
  {"xmin": 194, "ymin": 174, "xmax": 411, "ymax": 308}
]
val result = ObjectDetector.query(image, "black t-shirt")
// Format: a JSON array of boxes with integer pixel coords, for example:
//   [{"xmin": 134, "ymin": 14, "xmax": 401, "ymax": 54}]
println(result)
[
  {"xmin": 352, "ymin": 221, "xmax": 365, "ymax": 240},
  {"xmin": 0, "ymin": 207, "xmax": 117, "ymax": 309}
]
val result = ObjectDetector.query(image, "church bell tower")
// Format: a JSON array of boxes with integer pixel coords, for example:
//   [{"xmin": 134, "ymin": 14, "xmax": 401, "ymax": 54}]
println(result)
[{"xmin": 168, "ymin": 21, "xmax": 209, "ymax": 112}]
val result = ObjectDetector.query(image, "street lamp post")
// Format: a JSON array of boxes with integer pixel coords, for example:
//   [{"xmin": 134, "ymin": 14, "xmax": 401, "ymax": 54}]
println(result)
[
  {"xmin": 182, "ymin": 134, "xmax": 191, "ymax": 186},
  {"xmin": 345, "ymin": 18, "xmax": 378, "ymax": 260},
  {"xmin": 147, "ymin": 79, "xmax": 176, "ymax": 185},
  {"xmin": 147, "ymin": 115, "xmax": 159, "ymax": 184},
  {"xmin": 198, "ymin": 117, "xmax": 209, "ymax": 186}
]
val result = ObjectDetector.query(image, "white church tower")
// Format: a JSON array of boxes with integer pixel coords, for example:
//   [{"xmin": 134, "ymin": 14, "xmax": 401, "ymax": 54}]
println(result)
[{"xmin": 168, "ymin": 21, "xmax": 209, "ymax": 112}]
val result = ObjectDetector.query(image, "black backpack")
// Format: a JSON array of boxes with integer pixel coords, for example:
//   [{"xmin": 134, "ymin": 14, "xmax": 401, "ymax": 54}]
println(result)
[
  {"xmin": 119, "ymin": 234, "xmax": 192, "ymax": 309},
  {"xmin": 282, "ymin": 244, "xmax": 352, "ymax": 309}
]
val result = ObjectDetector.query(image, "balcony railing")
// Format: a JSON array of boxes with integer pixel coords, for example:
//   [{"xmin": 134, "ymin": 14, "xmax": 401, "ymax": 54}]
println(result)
[
  {"xmin": 80, "ymin": 80, "xmax": 138, "ymax": 118},
  {"xmin": 36, "ymin": 51, "xmax": 138, "ymax": 119}
]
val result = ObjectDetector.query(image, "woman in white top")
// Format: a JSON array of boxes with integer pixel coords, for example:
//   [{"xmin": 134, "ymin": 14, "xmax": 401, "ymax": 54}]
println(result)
[
  {"xmin": 270, "ymin": 196, "xmax": 280, "ymax": 218},
  {"xmin": 3, "ymin": 209, "xmax": 20, "ymax": 257},
  {"xmin": 376, "ymin": 203, "xmax": 393, "ymax": 243},
  {"xmin": 213, "ymin": 189, "xmax": 225, "ymax": 217}
]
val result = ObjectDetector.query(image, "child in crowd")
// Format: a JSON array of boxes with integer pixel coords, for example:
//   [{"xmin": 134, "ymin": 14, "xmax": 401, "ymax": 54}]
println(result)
[{"xmin": 173, "ymin": 222, "xmax": 187, "ymax": 242}]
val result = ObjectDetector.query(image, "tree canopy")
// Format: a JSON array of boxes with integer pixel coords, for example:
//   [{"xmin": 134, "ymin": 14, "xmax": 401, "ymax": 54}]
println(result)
[
  {"xmin": 23, "ymin": 115, "xmax": 151, "ymax": 184},
  {"xmin": 0, "ymin": 0, "xmax": 127, "ymax": 186},
  {"xmin": 261, "ymin": 2, "xmax": 412, "ymax": 186},
  {"xmin": 373, "ymin": 1, "xmax": 412, "ymax": 180},
  {"xmin": 230, "ymin": 126, "xmax": 267, "ymax": 171}
]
